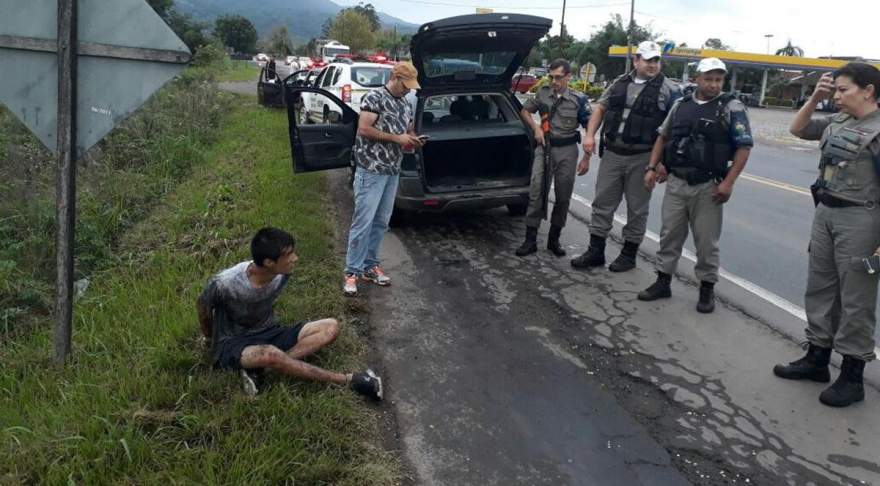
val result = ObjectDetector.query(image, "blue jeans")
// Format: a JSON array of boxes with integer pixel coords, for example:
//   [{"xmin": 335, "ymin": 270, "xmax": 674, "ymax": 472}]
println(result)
[{"xmin": 345, "ymin": 167, "xmax": 399, "ymax": 276}]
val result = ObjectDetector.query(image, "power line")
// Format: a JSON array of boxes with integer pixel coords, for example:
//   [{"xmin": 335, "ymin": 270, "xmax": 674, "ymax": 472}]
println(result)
[{"xmin": 398, "ymin": 0, "xmax": 629, "ymax": 10}]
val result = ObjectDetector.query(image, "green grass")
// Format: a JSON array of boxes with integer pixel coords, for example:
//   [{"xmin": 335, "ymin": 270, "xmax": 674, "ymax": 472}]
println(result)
[
  {"xmin": 215, "ymin": 59, "xmax": 260, "ymax": 83},
  {"xmin": 1, "ymin": 70, "xmax": 231, "ymax": 338},
  {"xmin": 0, "ymin": 98, "xmax": 400, "ymax": 484}
]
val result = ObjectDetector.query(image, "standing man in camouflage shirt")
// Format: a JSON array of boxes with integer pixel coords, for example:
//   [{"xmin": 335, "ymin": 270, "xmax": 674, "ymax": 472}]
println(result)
[{"xmin": 343, "ymin": 62, "xmax": 424, "ymax": 296}]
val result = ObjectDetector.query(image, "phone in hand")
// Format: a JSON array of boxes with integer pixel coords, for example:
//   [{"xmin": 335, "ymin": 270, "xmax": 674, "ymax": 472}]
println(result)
[
  {"xmin": 863, "ymin": 255, "xmax": 880, "ymax": 274},
  {"xmin": 417, "ymin": 135, "xmax": 430, "ymax": 141}
]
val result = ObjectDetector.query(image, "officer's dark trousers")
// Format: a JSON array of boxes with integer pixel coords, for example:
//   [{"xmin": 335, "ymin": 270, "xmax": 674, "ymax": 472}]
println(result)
[
  {"xmin": 525, "ymin": 143, "xmax": 579, "ymax": 228},
  {"xmin": 805, "ymin": 203, "xmax": 880, "ymax": 361}
]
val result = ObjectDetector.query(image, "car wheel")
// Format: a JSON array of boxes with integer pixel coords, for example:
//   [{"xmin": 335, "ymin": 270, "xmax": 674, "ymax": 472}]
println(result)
[{"xmin": 507, "ymin": 203, "xmax": 528, "ymax": 216}]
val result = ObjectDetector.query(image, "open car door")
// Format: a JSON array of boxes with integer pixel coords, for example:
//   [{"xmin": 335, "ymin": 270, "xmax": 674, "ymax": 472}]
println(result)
[
  {"xmin": 286, "ymin": 86, "xmax": 358, "ymax": 174},
  {"xmin": 410, "ymin": 13, "xmax": 551, "ymax": 93},
  {"xmin": 257, "ymin": 65, "xmax": 284, "ymax": 108}
]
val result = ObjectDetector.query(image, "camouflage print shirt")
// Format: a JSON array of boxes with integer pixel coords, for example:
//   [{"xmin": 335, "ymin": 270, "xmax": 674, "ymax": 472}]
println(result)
[{"xmin": 352, "ymin": 87, "xmax": 414, "ymax": 176}]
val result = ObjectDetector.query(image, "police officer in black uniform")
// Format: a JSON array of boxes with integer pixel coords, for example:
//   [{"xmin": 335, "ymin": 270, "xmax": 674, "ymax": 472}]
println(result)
[{"xmin": 638, "ymin": 58, "xmax": 754, "ymax": 313}]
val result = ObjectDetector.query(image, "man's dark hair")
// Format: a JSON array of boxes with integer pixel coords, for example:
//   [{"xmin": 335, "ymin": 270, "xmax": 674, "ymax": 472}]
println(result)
[
  {"xmin": 833, "ymin": 62, "xmax": 880, "ymax": 100},
  {"xmin": 251, "ymin": 227, "xmax": 295, "ymax": 266},
  {"xmin": 548, "ymin": 58, "xmax": 571, "ymax": 75}
]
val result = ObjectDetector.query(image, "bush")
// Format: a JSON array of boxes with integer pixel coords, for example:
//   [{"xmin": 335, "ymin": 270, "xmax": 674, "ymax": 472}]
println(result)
[{"xmin": 0, "ymin": 56, "xmax": 233, "ymax": 338}]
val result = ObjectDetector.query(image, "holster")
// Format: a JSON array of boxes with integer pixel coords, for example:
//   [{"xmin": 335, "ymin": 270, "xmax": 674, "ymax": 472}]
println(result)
[{"xmin": 810, "ymin": 183, "xmax": 821, "ymax": 207}]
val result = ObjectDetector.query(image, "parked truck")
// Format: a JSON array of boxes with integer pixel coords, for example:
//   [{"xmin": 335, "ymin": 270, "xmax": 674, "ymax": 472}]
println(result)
[{"xmin": 316, "ymin": 40, "xmax": 350, "ymax": 63}]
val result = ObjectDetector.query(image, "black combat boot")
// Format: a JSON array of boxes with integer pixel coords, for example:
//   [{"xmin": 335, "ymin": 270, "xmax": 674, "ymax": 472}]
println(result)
[
  {"xmin": 570, "ymin": 234, "xmax": 606, "ymax": 268},
  {"xmin": 772, "ymin": 343, "xmax": 832, "ymax": 382},
  {"xmin": 547, "ymin": 225, "xmax": 566, "ymax": 257},
  {"xmin": 696, "ymin": 281, "xmax": 716, "ymax": 313},
  {"xmin": 608, "ymin": 241, "xmax": 639, "ymax": 272},
  {"xmin": 515, "ymin": 226, "xmax": 538, "ymax": 256},
  {"xmin": 819, "ymin": 355, "xmax": 866, "ymax": 407},
  {"xmin": 638, "ymin": 271, "xmax": 672, "ymax": 301}
]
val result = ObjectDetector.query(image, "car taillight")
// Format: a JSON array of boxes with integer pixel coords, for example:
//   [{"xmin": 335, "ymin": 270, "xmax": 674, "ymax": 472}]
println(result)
[{"xmin": 342, "ymin": 85, "xmax": 352, "ymax": 103}]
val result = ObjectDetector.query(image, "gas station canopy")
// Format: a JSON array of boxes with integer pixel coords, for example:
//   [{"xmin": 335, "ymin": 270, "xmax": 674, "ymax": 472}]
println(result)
[
  {"xmin": 608, "ymin": 45, "xmax": 880, "ymax": 72},
  {"xmin": 608, "ymin": 45, "xmax": 880, "ymax": 106}
]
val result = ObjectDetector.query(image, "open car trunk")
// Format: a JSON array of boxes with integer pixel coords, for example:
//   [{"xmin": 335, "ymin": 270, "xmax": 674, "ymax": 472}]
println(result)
[{"xmin": 420, "ymin": 130, "xmax": 532, "ymax": 193}]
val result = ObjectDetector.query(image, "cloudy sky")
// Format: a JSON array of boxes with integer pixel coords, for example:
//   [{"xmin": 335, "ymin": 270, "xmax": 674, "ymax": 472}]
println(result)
[{"xmin": 338, "ymin": 0, "xmax": 880, "ymax": 61}]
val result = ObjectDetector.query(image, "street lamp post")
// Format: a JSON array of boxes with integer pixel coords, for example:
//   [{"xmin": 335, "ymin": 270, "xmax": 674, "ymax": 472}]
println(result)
[
  {"xmin": 624, "ymin": 0, "xmax": 635, "ymax": 73},
  {"xmin": 764, "ymin": 33, "xmax": 774, "ymax": 55}
]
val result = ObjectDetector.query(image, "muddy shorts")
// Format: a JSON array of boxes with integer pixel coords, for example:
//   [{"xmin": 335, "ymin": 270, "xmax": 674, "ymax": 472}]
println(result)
[{"xmin": 214, "ymin": 321, "xmax": 306, "ymax": 370}]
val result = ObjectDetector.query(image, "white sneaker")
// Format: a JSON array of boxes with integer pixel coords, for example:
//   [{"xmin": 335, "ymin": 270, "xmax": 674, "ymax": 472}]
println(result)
[
  {"xmin": 343, "ymin": 273, "xmax": 358, "ymax": 296},
  {"xmin": 362, "ymin": 265, "xmax": 391, "ymax": 286},
  {"xmin": 240, "ymin": 369, "xmax": 259, "ymax": 397}
]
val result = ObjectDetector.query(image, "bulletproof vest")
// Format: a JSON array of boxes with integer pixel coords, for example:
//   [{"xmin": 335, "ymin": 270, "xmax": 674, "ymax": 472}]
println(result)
[
  {"xmin": 663, "ymin": 94, "xmax": 735, "ymax": 178},
  {"xmin": 816, "ymin": 111, "xmax": 880, "ymax": 203},
  {"xmin": 603, "ymin": 74, "xmax": 667, "ymax": 145}
]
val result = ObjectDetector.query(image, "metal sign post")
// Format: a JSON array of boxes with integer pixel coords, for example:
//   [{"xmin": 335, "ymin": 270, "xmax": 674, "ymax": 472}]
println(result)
[
  {"xmin": 54, "ymin": 0, "xmax": 77, "ymax": 362},
  {"xmin": 0, "ymin": 0, "xmax": 191, "ymax": 363}
]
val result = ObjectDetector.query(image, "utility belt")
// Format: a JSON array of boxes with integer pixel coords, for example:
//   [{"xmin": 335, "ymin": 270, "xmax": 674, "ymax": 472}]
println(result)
[
  {"xmin": 547, "ymin": 132, "xmax": 581, "ymax": 147},
  {"xmin": 606, "ymin": 145, "xmax": 652, "ymax": 156},
  {"xmin": 669, "ymin": 167, "xmax": 717, "ymax": 186},
  {"xmin": 811, "ymin": 185, "xmax": 878, "ymax": 209}
]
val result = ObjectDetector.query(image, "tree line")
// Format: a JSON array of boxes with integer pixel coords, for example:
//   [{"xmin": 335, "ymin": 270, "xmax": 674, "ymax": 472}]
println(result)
[
  {"xmin": 147, "ymin": 0, "xmax": 408, "ymax": 60},
  {"xmin": 147, "ymin": 0, "xmax": 804, "ymax": 88}
]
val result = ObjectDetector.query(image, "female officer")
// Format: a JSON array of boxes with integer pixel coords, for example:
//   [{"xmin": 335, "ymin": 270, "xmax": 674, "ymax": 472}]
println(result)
[{"xmin": 774, "ymin": 62, "xmax": 880, "ymax": 408}]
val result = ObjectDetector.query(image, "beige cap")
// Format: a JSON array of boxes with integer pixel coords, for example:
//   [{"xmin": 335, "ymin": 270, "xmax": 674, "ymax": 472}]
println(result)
[{"xmin": 392, "ymin": 61, "xmax": 421, "ymax": 90}]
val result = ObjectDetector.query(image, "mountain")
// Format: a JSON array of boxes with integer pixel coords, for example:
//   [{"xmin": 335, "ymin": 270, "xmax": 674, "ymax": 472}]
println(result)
[{"xmin": 175, "ymin": 0, "xmax": 419, "ymax": 43}]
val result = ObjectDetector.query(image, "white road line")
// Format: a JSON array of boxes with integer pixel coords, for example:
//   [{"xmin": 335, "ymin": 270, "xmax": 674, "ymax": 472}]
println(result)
[
  {"xmin": 739, "ymin": 172, "xmax": 812, "ymax": 197},
  {"xmin": 572, "ymin": 192, "xmax": 805, "ymax": 318},
  {"xmin": 569, "ymin": 193, "xmax": 880, "ymax": 358}
]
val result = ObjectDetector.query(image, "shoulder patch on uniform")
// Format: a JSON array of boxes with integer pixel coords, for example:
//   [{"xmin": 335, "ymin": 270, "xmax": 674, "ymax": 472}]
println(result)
[{"xmin": 833, "ymin": 112, "xmax": 852, "ymax": 123}]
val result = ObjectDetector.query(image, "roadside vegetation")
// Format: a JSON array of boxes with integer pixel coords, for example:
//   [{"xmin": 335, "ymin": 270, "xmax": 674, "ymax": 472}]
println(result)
[{"xmin": 0, "ymin": 52, "xmax": 399, "ymax": 484}]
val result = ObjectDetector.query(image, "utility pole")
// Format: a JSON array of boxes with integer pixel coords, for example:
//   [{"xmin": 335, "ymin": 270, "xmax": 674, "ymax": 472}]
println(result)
[
  {"xmin": 764, "ymin": 33, "xmax": 774, "ymax": 55},
  {"xmin": 624, "ymin": 0, "xmax": 634, "ymax": 73},
  {"xmin": 560, "ymin": 0, "xmax": 567, "ymax": 37}
]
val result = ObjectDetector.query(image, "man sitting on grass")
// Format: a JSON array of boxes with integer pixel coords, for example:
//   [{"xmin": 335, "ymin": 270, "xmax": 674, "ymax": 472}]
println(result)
[{"xmin": 196, "ymin": 227, "xmax": 382, "ymax": 399}]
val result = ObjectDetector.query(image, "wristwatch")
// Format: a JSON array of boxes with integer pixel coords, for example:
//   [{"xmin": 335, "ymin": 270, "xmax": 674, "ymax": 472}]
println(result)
[{"xmin": 645, "ymin": 165, "xmax": 657, "ymax": 173}]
